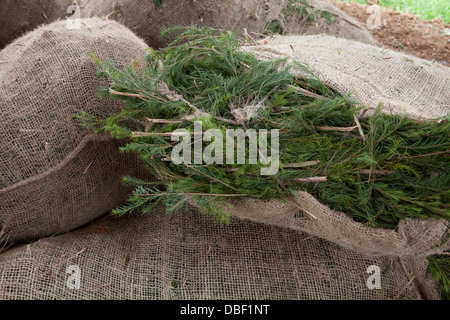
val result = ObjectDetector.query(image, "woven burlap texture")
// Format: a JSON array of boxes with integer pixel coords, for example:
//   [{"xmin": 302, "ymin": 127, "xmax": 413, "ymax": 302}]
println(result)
[
  {"xmin": 243, "ymin": 35, "xmax": 450, "ymax": 119},
  {"xmin": 0, "ymin": 207, "xmax": 440, "ymax": 300},
  {"xmin": 222, "ymin": 192, "xmax": 449, "ymax": 258},
  {"xmin": 0, "ymin": 0, "xmax": 72, "ymax": 49},
  {"xmin": 79, "ymin": 0, "xmax": 376, "ymax": 48},
  {"xmin": 0, "ymin": 18, "xmax": 151, "ymax": 245}
]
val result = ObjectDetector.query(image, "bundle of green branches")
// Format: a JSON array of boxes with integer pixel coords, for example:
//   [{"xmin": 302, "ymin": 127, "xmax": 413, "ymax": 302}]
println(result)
[{"xmin": 78, "ymin": 26, "xmax": 449, "ymax": 230}]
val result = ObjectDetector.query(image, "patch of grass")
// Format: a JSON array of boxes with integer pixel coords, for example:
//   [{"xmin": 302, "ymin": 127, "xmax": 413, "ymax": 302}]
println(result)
[
  {"xmin": 262, "ymin": 0, "xmax": 344, "ymax": 36},
  {"xmin": 284, "ymin": 0, "xmax": 320, "ymax": 23},
  {"xmin": 263, "ymin": 20, "xmax": 284, "ymax": 35},
  {"xmin": 341, "ymin": 0, "xmax": 450, "ymax": 23},
  {"xmin": 318, "ymin": 9, "xmax": 339, "ymax": 24}
]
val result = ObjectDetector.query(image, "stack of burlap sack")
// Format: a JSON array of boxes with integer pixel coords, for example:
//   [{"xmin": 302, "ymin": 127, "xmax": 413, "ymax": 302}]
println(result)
[{"xmin": 0, "ymin": 0, "xmax": 448, "ymax": 300}]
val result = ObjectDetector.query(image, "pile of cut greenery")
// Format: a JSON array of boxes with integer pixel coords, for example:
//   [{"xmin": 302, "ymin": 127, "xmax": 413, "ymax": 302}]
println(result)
[
  {"xmin": 79, "ymin": 26, "xmax": 449, "ymax": 228},
  {"xmin": 78, "ymin": 26, "xmax": 449, "ymax": 298}
]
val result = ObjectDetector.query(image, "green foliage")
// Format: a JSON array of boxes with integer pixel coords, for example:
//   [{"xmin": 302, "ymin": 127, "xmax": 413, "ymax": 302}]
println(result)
[
  {"xmin": 428, "ymin": 255, "xmax": 450, "ymax": 300},
  {"xmin": 78, "ymin": 26, "xmax": 449, "ymax": 230},
  {"xmin": 343, "ymin": 0, "xmax": 450, "ymax": 23},
  {"xmin": 263, "ymin": 20, "xmax": 285, "ymax": 35},
  {"xmin": 263, "ymin": 0, "xmax": 340, "ymax": 35}
]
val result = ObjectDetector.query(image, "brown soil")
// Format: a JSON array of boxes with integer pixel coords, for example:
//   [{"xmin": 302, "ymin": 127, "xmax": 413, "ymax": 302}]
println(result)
[{"xmin": 326, "ymin": 0, "xmax": 450, "ymax": 65}]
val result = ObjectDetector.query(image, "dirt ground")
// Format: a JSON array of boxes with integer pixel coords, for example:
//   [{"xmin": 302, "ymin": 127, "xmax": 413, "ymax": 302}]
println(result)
[{"xmin": 325, "ymin": 0, "xmax": 450, "ymax": 65}]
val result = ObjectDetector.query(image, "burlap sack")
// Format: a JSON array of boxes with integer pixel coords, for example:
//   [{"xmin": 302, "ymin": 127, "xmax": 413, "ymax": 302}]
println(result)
[
  {"xmin": 79, "ymin": 0, "xmax": 376, "ymax": 48},
  {"xmin": 0, "ymin": 8, "xmax": 444, "ymax": 301},
  {"xmin": 0, "ymin": 0, "xmax": 72, "ymax": 49},
  {"xmin": 0, "ymin": 206, "xmax": 440, "ymax": 300},
  {"xmin": 244, "ymin": 35, "xmax": 450, "ymax": 119},
  {"xmin": 215, "ymin": 35, "xmax": 449, "ymax": 258},
  {"xmin": 0, "ymin": 18, "xmax": 151, "ymax": 246}
]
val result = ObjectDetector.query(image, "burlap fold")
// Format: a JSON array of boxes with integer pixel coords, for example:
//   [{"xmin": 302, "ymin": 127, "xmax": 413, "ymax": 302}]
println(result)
[
  {"xmin": 0, "ymin": 18, "xmax": 151, "ymax": 245},
  {"xmin": 243, "ymin": 34, "xmax": 450, "ymax": 119},
  {"xmin": 223, "ymin": 191, "xmax": 449, "ymax": 258}
]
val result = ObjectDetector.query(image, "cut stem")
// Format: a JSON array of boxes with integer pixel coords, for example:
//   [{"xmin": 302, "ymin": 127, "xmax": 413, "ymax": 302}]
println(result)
[
  {"xmin": 281, "ymin": 160, "xmax": 321, "ymax": 168},
  {"xmin": 316, "ymin": 126, "xmax": 357, "ymax": 132},
  {"xmin": 289, "ymin": 85, "xmax": 332, "ymax": 101},
  {"xmin": 294, "ymin": 176, "xmax": 327, "ymax": 182},
  {"xmin": 131, "ymin": 131, "xmax": 193, "ymax": 137},
  {"xmin": 146, "ymin": 118, "xmax": 183, "ymax": 124},
  {"xmin": 353, "ymin": 114, "xmax": 366, "ymax": 141},
  {"xmin": 109, "ymin": 89, "xmax": 146, "ymax": 99}
]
